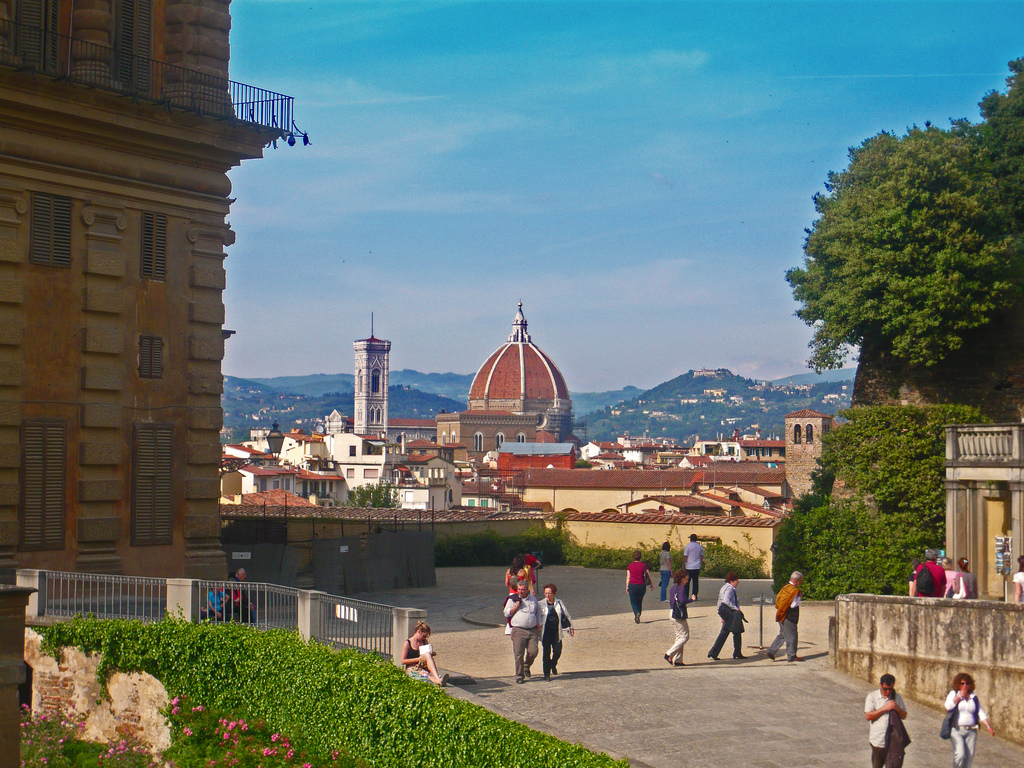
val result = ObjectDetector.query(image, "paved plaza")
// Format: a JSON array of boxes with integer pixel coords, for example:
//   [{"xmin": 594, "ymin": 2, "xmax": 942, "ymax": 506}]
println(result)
[{"xmin": 355, "ymin": 566, "xmax": 1024, "ymax": 768}]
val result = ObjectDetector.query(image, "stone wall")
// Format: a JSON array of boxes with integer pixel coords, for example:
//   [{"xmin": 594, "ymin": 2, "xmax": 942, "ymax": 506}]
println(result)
[
  {"xmin": 833, "ymin": 594, "xmax": 1024, "ymax": 746},
  {"xmin": 24, "ymin": 629, "xmax": 170, "ymax": 751}
]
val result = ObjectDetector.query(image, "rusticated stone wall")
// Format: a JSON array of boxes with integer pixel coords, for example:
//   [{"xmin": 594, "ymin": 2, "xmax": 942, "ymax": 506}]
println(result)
[
  {"xmin": 833, "ymin": 594, "xmax": 1024, "ymax": 747},
  {"xmin": 24, "ymin": 629, "xmax": 170, "ymax": 751},
  {"xmin": 852, "ymin": 307, "xmax": 1024, "ymax": 421}
]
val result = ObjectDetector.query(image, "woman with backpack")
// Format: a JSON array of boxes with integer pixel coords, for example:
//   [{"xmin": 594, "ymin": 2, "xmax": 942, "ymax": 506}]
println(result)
[
  {"xmin": 664, "ymin": 570, "xmax": 690, "ymax": 666},
  {"xmin": 943, "ymin": 672, "xmax": 994, "ymax": 768}
]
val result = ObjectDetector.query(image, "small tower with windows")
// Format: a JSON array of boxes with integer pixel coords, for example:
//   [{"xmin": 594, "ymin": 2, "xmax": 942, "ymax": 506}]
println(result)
[
  {"xmin": 354, "ymin": 323, "xmax": 391, "ymax": 437},
  {"xmin": 784, "ymin": 409, "xmax": 833, "ymax": 498}
]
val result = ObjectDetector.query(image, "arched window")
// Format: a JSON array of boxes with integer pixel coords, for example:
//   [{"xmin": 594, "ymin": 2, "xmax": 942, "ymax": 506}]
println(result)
[
  {"xmin": 440, "ymin": 431, "xmax": 447, "ymax": 445},
  {"xmin": 793, "ymin": 424, "xmax": 802, "ymax": 444},
  {"xmin": 516, "ymin": 433, "xmax": 526, "ymax": 443},
  {"xmin": 495, "ymin": 433, "xmax": 504, "ymax": 450},
  {"xmin": 805, "ymin": 424, "xmax": 814, "ymax": 444},
  {"xmin": 473, "ymin": 432, "xmax": 483, "ymax": 452},
  {"xmin": 371, "ymin": 369, "xmax": 381, "ymax": 394}
]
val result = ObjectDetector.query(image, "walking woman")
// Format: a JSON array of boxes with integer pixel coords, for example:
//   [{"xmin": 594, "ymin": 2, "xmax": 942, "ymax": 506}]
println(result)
[
  {"xmin": 505, "ymin": 555, "xmax": 526, "ymax": 592},
  {"xmin": 707, "ymin": 572, "xmax": 745, "ymax": 660},
  {"xmin": 659, "ymin": 542, "xmax": 672, "ymax": 602},
  {"xmin": 664, "ymin": 570, "xmax": 690, "ymax": 666},
  {"xmin": 626, "ymin": 550, "xmax": 651, "ymax": 623},
  {"xmin": 401, "ymin": 621, "xmax": 449, "ymax": 686},
  {"xmin": 538, "ymin": 583, "xmax": 574, "ymax": 680},
  {"xmin": 943, "ymin": 672, "xmax": 994, "ymax": 768}
]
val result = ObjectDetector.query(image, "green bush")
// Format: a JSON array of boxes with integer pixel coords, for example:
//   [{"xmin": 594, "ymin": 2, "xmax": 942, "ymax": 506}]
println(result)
[
  {"xmin": 435, "ymin": 526, "xmax": 567, "ymax": 567},
  {"xmin": 38, "ymin": 619, "xmax": 626, "ymax": 768},
  {"xmin": 774, "ymin": 404, "xmax": 987, "ymax": 598},
  {"xmin": 436, "ymin": 524, "xmax": 767, "ymax": 579},
  {"xmin": 563, "ymin": 539, "xmax": 767, "ymax": 579}
]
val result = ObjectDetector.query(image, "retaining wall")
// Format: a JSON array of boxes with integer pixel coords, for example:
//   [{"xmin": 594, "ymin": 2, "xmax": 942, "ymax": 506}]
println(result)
[{"xmin": 833, "ymin": 594, "xmax": 1024, "ymax": 746}]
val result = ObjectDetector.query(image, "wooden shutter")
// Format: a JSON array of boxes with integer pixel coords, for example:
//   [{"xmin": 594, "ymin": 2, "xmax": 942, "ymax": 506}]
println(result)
[
  {"xmin": 141, "ymin": 212, "xmax": 166, "ymax": 279},
  {"xmin": 30, "ymin": 193, "xmax": 72, "ymax": 267},
  {"xmin": 17, "ymin": 0, "xmax": 57, "ymax": 73},
  {"xmin": 138, "ymin": 335, "xmax": 163, "ymax": 379},
  {"xmin": 21, "ymin": 421, "xmax": 66, "ymax": 550},
  {"xmin": 133, "ymin": 423, "xmax": 173, "ymax": 545},
  {"xmin": 117, "ymin": 0, "xmax": 153, "ymax": 92}
]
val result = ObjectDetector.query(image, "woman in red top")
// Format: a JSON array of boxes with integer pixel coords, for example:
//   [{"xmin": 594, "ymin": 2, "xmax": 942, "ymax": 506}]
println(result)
[{"xmin": 626, "ymin": 549, "xmax": 651, "ymax": 623}]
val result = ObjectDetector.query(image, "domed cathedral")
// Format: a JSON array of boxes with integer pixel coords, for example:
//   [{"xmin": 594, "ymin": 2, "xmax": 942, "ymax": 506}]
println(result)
[{"xmin": 437, "ymin": 304, "xmax": 574, "ymax": 460}]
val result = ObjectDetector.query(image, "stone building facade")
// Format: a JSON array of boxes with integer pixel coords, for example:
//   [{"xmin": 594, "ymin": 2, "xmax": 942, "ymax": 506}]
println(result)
[
  {"xmin": 0, "ymin": 1, "xmax": 288, "ymax": 577},
  {"xmin": 784, "ymin": 409, "xmax": 832, "ymax": 498}
]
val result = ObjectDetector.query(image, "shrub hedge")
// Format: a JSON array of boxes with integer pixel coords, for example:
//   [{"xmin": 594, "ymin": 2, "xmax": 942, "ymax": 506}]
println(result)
[
  {"xmin": 436, "ymin": 525, "xmax": 767, "ymax": 579},
  {"xmin": 37, "ymin": 618, "xmax": 626, "ymax": 768}
]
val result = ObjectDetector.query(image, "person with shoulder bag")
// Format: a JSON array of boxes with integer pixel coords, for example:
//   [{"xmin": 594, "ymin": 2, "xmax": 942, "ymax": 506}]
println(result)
[
  {"xmin": 943, "ymin": 673, "xmax": 994, "ymax": 767},
  {"xmin": 538, "ymin": 583, "xmax": 574, "ymax": 680},
  {"xmin": 625, "ymin": 550, "xmax": 651, "ymax": 623},
  {"xmin": 707, "ymin": 572, "xmax": 746, "ymax": 660},
  {"xmin": 664, "ymin": 570, "xmax": 690, "ymax": 666}
]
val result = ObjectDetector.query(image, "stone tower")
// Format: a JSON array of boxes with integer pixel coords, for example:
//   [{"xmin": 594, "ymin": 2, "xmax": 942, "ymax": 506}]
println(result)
[
  {"xmin": 784, "ymin": 409, "xmax": 833, "ymax": 498},
  {"xmin": 354, "ymin": 328, "xmax": 390, "ymax": 437}
]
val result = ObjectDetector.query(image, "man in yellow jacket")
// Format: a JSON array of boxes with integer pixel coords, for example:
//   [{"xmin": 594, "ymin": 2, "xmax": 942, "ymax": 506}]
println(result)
[{"xmin": 765, "ymin": 572, "xmax": 803, "ymax": 662}]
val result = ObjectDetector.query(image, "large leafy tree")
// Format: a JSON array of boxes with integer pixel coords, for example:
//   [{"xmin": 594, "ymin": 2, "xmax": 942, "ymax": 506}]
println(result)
[
  {"xmin": 347, "ymin": 482, "xmax": 398, "ymax": 508},
  {"xmin": 773, "ymin": 404, "xmax": 985, "ymax": 598},
  {"xmin": 787, "ymin": 123, "xmax": 1019, "ymax": 371}
]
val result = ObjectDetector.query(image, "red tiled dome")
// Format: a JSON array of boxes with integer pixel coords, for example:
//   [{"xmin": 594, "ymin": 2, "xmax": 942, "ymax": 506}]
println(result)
[{"xmin": 469, "ymin": 304, "xmax": 569, "ymax": 404}]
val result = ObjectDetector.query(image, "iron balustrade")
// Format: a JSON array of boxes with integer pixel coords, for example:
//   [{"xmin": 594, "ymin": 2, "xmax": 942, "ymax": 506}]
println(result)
[
  {"xmin": 44, "ymin": 571, "xmax": 167, "ymax": 622},
  {"xmin": 197, "ymin": 579, "xmax": 298, "ymax": 630},
  {"xmin": 312, "ymin": 592, "xmax": 393, "ymax": 658},
  {"xmin": 0, "ymin": 18, "xmax": 293, "ymax": 135}
]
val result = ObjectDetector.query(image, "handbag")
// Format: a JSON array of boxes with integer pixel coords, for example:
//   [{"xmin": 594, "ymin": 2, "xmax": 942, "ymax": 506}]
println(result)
[
  {"xmin": 643, "ymin": 569, "xmax": 653, "ymax": 589},
  {"xmin": 556, "ymin": 600, "xmax": 571, "ymax": 629},
  {"xmin": 939, "ymin": 706, "xmax": 957, "ymax": 740}
]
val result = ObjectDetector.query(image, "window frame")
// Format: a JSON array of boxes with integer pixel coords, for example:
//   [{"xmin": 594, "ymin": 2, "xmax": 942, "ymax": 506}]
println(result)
[
  {"xmin": 19, "ymin": 419, "xmax": 66, "ymax": 550},
  {"xmin": 131, "ymin": 422, "xmax": 173, "ymax": 546}
]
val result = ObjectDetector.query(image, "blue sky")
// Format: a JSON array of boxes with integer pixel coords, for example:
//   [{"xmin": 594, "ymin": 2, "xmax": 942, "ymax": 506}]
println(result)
[{"xmin": 221, "ymin": 1, "xmax": 1023, "ymax": 391}]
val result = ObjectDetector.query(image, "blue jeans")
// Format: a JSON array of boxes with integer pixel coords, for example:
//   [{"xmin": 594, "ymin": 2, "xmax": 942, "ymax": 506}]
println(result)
[
  {"xmin": 660, "ymin": 570, "xmax": 671, "ymax": 602},
  {"xmin": 627, "ymin": 583, "xmax": 646, "ymax": 617},
  {"xmin": 950, "ymin": 726, "xmax": 978, "ymax": 768}
]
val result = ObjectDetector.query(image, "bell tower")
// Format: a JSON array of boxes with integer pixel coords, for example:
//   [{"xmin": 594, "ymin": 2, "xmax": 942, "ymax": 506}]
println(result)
[{"xmin": 354, "ymin": 318, "xmax": 390, "ymax": 437}]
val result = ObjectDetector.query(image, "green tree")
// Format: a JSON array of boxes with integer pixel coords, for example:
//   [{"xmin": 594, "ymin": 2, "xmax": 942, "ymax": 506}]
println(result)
[
  {"xmin": 347, "ymin": 482, "xmax": 398, "ymax": 508},
  {"xmin": 774, "ymin": 404, "xmax": 985, "ymax": 598},
  {"xmin": 787, "ymin": 124, "xmax": 1018, "ymax": 372}
]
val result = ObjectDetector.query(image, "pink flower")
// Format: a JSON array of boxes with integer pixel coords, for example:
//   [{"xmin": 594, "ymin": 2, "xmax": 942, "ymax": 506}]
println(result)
[
  {"xmin": 183, "ymin": 727, "xmax": 193, "ymax": 736},
  {"xmin": 271, "ymin": 733, "xmax": 280, "ymax": 742}
]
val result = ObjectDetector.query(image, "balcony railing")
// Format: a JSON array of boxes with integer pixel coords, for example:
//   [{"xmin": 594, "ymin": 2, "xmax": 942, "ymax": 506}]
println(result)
[
  {"xmin": 15, "ymin": 569, "xmax": 423, "ymax": 664},
  {"xmin": 946, "ymin": 424, "xmax": 1024, "ymax": 464},
  {"xmin": 0, "ymin": 18, "xmax": 293, "ymax": 135}
]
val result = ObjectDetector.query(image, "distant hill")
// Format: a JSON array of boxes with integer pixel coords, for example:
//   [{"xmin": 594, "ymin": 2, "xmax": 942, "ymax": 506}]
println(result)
[
  {"xmin": 578, "ymin": 369, "xmax": 851, "ymax": 444},
  {"xmin": 221, "ymin": 378, "xmax": 463, "ymax": 444},
  {"xmin": 770, "ymin": 368, "xmax": 857, "ymax": 386},
  {"xmin": 390, "ymin": 370, "xmax": 474, "ymax": 401},
  {"xmin": 571, "ymin": 386, "xmax": 643, "ymax": 416},
  {"xmin": 249, "ymin": 373, "xmax": 355, "ymax": 397}
]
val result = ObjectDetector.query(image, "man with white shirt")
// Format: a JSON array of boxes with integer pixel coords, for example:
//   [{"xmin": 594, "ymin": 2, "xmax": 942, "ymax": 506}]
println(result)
[
  {"xmin": 504, "ymin": 578, "xmax": 541, "ymax": 683},
  {"xmin": 765, "ymin": 571, "xmax": 803, "ymax": 662},
  {"xmin": 682, "ymin": 534, "xmax": 704, "ymax": 601},
  {"xmin": 865, "ymin": 674, "xmax": 908, "ymax": 768}
]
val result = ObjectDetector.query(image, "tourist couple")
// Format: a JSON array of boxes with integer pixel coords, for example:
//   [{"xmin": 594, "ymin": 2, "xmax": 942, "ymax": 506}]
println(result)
[{"xmin": 504, "ymin": 578, "xmax": 574, "ymax": 683}]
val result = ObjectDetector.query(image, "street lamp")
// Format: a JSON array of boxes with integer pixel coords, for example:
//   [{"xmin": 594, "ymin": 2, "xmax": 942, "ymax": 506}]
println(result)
[{"xmin": 266, "ymin": 421, "xmax": 285, "ymax": 458}]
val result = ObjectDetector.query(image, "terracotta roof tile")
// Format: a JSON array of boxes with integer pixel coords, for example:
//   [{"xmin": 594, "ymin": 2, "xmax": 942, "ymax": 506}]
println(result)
[
  {"xmin": 235, "ymin": 489, "xmax": 316, "ymax": 507},
  {"xmin": 522, "ymin": 466, "xmax": 784, "ymax": 489},
  {"xmin": 551, "ymin": 510, "xmax": 780, "ymax": 527},
  {"xmin": 785, "ymin": 409, "xmax": 831, "ymax": 419}
]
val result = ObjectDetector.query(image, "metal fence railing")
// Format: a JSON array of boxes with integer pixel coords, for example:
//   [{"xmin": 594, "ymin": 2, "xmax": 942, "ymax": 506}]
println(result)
[
  {"xmin": 197, "ymin": 579, "xmax": 299, "ymax": 630},
  {"xmin": 313, "ymin": 592, "xmax": 394, "ymax": 658},
  {"xmin": 15, "ymin": 569, "xmax": 418, "ymax": 663},
  {"xmin": 44, "ymin": 571, "xmax": 167, "ymax": 622},
  {"xmin": 0, "ymin": 18, "xmax": 293, "ymax": 135}
]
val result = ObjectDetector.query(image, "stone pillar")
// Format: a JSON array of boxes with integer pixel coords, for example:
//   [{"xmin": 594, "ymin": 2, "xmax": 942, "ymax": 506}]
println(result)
[
  {"xmin": 0, "ymin": 189, "xmax": 26, "ymax": 570},
  {"xmin": 1010, "ymin": 481, "xmax": 1024, "ymax": 603},
  {"xmin": 71, "ymin": 0, "xmax": 115, "ymax": 81},
  {"xmin": 0, "ymin": 587, "xmax": 34, "ymax": 765},
  {"xmin": 166, "ymin": 578, "xmax": 196, "ymax": 621},
  {"xmin": 76, "ymin": 204, "xmax": 128, "ymax": 575},
  {"xmin": 391, "ymin": 606, "xmax": 426, "ymax": 667},
  {"xmin": 164, "ymin": 0, "xmax": 232, "ymax": 113},
  {"xmin": 297, "ymin": 590, "xmax": 321, "ymax": 643}
]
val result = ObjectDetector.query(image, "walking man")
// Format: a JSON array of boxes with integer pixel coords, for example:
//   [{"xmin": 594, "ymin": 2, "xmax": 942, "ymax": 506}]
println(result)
[
  {"xmin": 504, "ymin": 578, "xmax": 541, "ymax": 683},
  {"xmin": 682, "ymin": 534, "xmax": 705, "ymax": 601},
  {"xmin": 765, "ymin": 571, "xmax": 802, "ymax": 662},
  {"xmin": 865, "ymin": 674, "xmax": 909, "ymax": 768}
]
